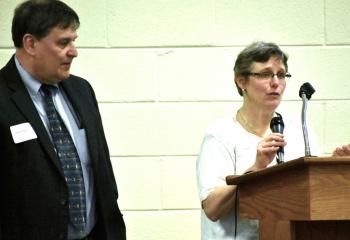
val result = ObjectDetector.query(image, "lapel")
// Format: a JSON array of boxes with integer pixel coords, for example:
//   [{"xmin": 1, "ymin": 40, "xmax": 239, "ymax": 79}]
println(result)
[
  {"xmin": 60, "ymin": 79, "xmax": 100, "ymax": 172},
  {"xmin": 3, "ymin": 56, "xmax": 64, "ymax": 175}
]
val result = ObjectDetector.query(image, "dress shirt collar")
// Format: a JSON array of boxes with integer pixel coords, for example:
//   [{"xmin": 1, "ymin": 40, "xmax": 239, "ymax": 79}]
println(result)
[{"xmin": 14, "ymin": 55, "xmax": 58, "ymax": 95}]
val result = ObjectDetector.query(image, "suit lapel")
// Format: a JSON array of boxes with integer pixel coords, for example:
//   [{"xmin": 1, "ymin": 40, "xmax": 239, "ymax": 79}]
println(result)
[
  {"xmin": 4, "ymin": 57, "xmax": 64, "ymax": 175},
  {"xmin": 61, "ymin": 80, "xmax": 100, "ymax": 170}
]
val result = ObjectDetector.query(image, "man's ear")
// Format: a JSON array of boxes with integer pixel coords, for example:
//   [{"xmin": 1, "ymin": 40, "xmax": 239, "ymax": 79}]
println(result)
[{"xmin": 22, "ymin": 34, "xmax": 37, "ymax": 56}]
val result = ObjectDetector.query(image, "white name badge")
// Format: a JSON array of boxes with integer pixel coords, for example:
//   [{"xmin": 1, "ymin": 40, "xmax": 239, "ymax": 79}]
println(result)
[{"xmin": 10, "ymin": 122, "xmax": 37, "ymax": 144}]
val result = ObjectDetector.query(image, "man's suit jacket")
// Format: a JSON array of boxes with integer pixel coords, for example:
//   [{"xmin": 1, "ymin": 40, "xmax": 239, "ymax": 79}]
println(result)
[{"xmin": 0, "ymin": 56, "xmax": 126, "ymax": 240}]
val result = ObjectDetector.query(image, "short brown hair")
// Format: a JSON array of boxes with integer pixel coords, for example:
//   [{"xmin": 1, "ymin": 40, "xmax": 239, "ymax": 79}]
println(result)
[
  {"xmin": 233, "ymin": 41, "xmax": 288, "ymax": 96},
  {"xmin": 12, "ymin": 0, "xmax": 80, "ymax": 48}
]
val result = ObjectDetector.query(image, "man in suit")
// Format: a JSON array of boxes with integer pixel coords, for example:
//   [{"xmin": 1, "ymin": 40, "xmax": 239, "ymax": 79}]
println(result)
[{"xmin": 0, "ymin": 1, "xmax": 126, "ymax": 239}]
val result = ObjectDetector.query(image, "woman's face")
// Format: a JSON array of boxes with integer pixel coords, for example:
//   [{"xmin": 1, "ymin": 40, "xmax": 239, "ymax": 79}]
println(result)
[{"xmin": 239, "ymin": 56, "xmax": 287, "ymax": 110}]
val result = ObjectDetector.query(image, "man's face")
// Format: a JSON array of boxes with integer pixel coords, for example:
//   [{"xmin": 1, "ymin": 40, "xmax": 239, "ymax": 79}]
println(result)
[{"xmin": 32, "ymin": 26, "xmax": 78, "ymax": 84}]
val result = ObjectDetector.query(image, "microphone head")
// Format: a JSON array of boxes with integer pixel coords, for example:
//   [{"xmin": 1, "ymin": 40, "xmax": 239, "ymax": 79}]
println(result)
[
  {"xmin": 270, "ymin": 113, "xmax": 284, "ymax": 134},
  {"xmin": 299, "ymin": 82, "xmax": 315, "ymax": 100}
]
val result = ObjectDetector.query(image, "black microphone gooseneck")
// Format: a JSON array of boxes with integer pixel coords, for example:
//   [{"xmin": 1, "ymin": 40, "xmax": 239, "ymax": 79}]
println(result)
[
  {"xmin": 270, "ymin": 112, "xmax": 285, "ymax": 164},
  {"xmin": 299, "ymin": 82, "xmax": 315, "ymax": 156}
]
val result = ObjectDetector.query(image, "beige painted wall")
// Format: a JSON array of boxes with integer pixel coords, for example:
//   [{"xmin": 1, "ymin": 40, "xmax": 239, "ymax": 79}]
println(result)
[{"xmin": 1, "ymin": 0, "xmax": 350, "ymax": 239}]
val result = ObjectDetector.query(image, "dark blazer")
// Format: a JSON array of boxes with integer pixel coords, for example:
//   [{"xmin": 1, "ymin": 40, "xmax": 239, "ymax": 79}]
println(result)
[{"xmin": 0, "ymin": 56, "xmax": 126, "ymax": 240}]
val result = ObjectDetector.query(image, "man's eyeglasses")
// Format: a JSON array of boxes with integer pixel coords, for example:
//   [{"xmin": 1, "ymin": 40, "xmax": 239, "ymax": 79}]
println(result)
[{"xmin": 244, "ymin": 72, "xmax": 292, "ymax": 80}]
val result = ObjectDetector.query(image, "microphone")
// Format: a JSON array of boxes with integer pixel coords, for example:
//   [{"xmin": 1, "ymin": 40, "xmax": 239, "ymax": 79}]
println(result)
[
  {"xmin": 299, "ymin": 82, "xmax": 315, "ymax": 156},
  {"xmin": 270, "ymin": 112, "xmax": 285, "ymax": 164}
]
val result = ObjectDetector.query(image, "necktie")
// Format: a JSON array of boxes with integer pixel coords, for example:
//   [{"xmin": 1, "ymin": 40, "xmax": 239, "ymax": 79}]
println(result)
[{"xmin": 41, "ymin": 84, "xmax": 86, "ymax": 234}]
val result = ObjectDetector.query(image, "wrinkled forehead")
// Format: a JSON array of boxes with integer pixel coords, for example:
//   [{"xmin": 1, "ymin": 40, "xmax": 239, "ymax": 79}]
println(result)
[
  {"xmin": 45, "ymin": 25, "xmax": 78, "ymax": 39},
  {"xmin": 250, "ymin": 56, "xmax": 286, "ymax": 72}
]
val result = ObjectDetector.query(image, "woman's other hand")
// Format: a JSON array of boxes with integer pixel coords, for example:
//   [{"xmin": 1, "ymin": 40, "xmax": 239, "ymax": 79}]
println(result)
[{"xmin": 332, "ymin": 144, "xmax": 350, "ymax": 156}]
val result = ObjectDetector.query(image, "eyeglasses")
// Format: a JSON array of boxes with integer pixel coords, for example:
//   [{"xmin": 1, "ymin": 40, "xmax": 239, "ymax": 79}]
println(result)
[{"xmin": 244, "ymin": 72, "xmax": 292, "ymax": 80}]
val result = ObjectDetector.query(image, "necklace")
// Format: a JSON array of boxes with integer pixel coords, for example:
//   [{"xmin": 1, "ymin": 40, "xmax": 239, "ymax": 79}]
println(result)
[{"xmin": 236, "ymin": 110, "xmax": 267, "ymax": 138}]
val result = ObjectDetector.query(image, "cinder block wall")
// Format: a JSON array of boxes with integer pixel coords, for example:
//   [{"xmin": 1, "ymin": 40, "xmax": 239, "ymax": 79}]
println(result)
[{"xmin": 1, "ymin": 1, "xmax": 350, "ymax": 239}]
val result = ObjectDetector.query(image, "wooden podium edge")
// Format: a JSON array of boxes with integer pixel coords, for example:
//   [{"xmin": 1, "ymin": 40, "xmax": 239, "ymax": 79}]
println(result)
[{"xmin": 226, "ymin": 156, "xmax": 350, "ymax": 185}]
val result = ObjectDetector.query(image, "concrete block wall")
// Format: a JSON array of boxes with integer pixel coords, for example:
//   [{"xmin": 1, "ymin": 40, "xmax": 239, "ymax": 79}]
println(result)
[{"xmin": 1, "ymin": 0, "xmax": 350, "ymax": 239}]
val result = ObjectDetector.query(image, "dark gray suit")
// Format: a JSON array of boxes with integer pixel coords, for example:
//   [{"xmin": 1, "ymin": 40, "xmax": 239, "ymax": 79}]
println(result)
[{"xmin": 0, "ymin": 56, "xmax": 126, "ymax": 240}]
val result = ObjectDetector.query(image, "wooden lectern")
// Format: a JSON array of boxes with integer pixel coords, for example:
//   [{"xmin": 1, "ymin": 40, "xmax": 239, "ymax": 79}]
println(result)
[{"xmin": 226, "ymin": 156, "xmax": 350, "ymax": 240}]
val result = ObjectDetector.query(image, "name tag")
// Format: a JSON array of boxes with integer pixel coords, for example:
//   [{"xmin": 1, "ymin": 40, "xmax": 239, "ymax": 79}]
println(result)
[{"xmin": 10, "ymin": 122, "xmax": 37, "ymax": 144}]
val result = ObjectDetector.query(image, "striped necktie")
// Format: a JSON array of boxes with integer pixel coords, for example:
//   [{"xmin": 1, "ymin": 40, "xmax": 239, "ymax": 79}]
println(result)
[{"xmin": 41, "ymin": 84, "xmax": 86, "ymax": 235}]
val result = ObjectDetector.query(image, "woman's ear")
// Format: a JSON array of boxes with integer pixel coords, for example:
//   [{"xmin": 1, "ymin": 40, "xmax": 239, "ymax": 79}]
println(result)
[{"xmin": 235, "ymin": 75, "xmax": 247, "ymax": 91}]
